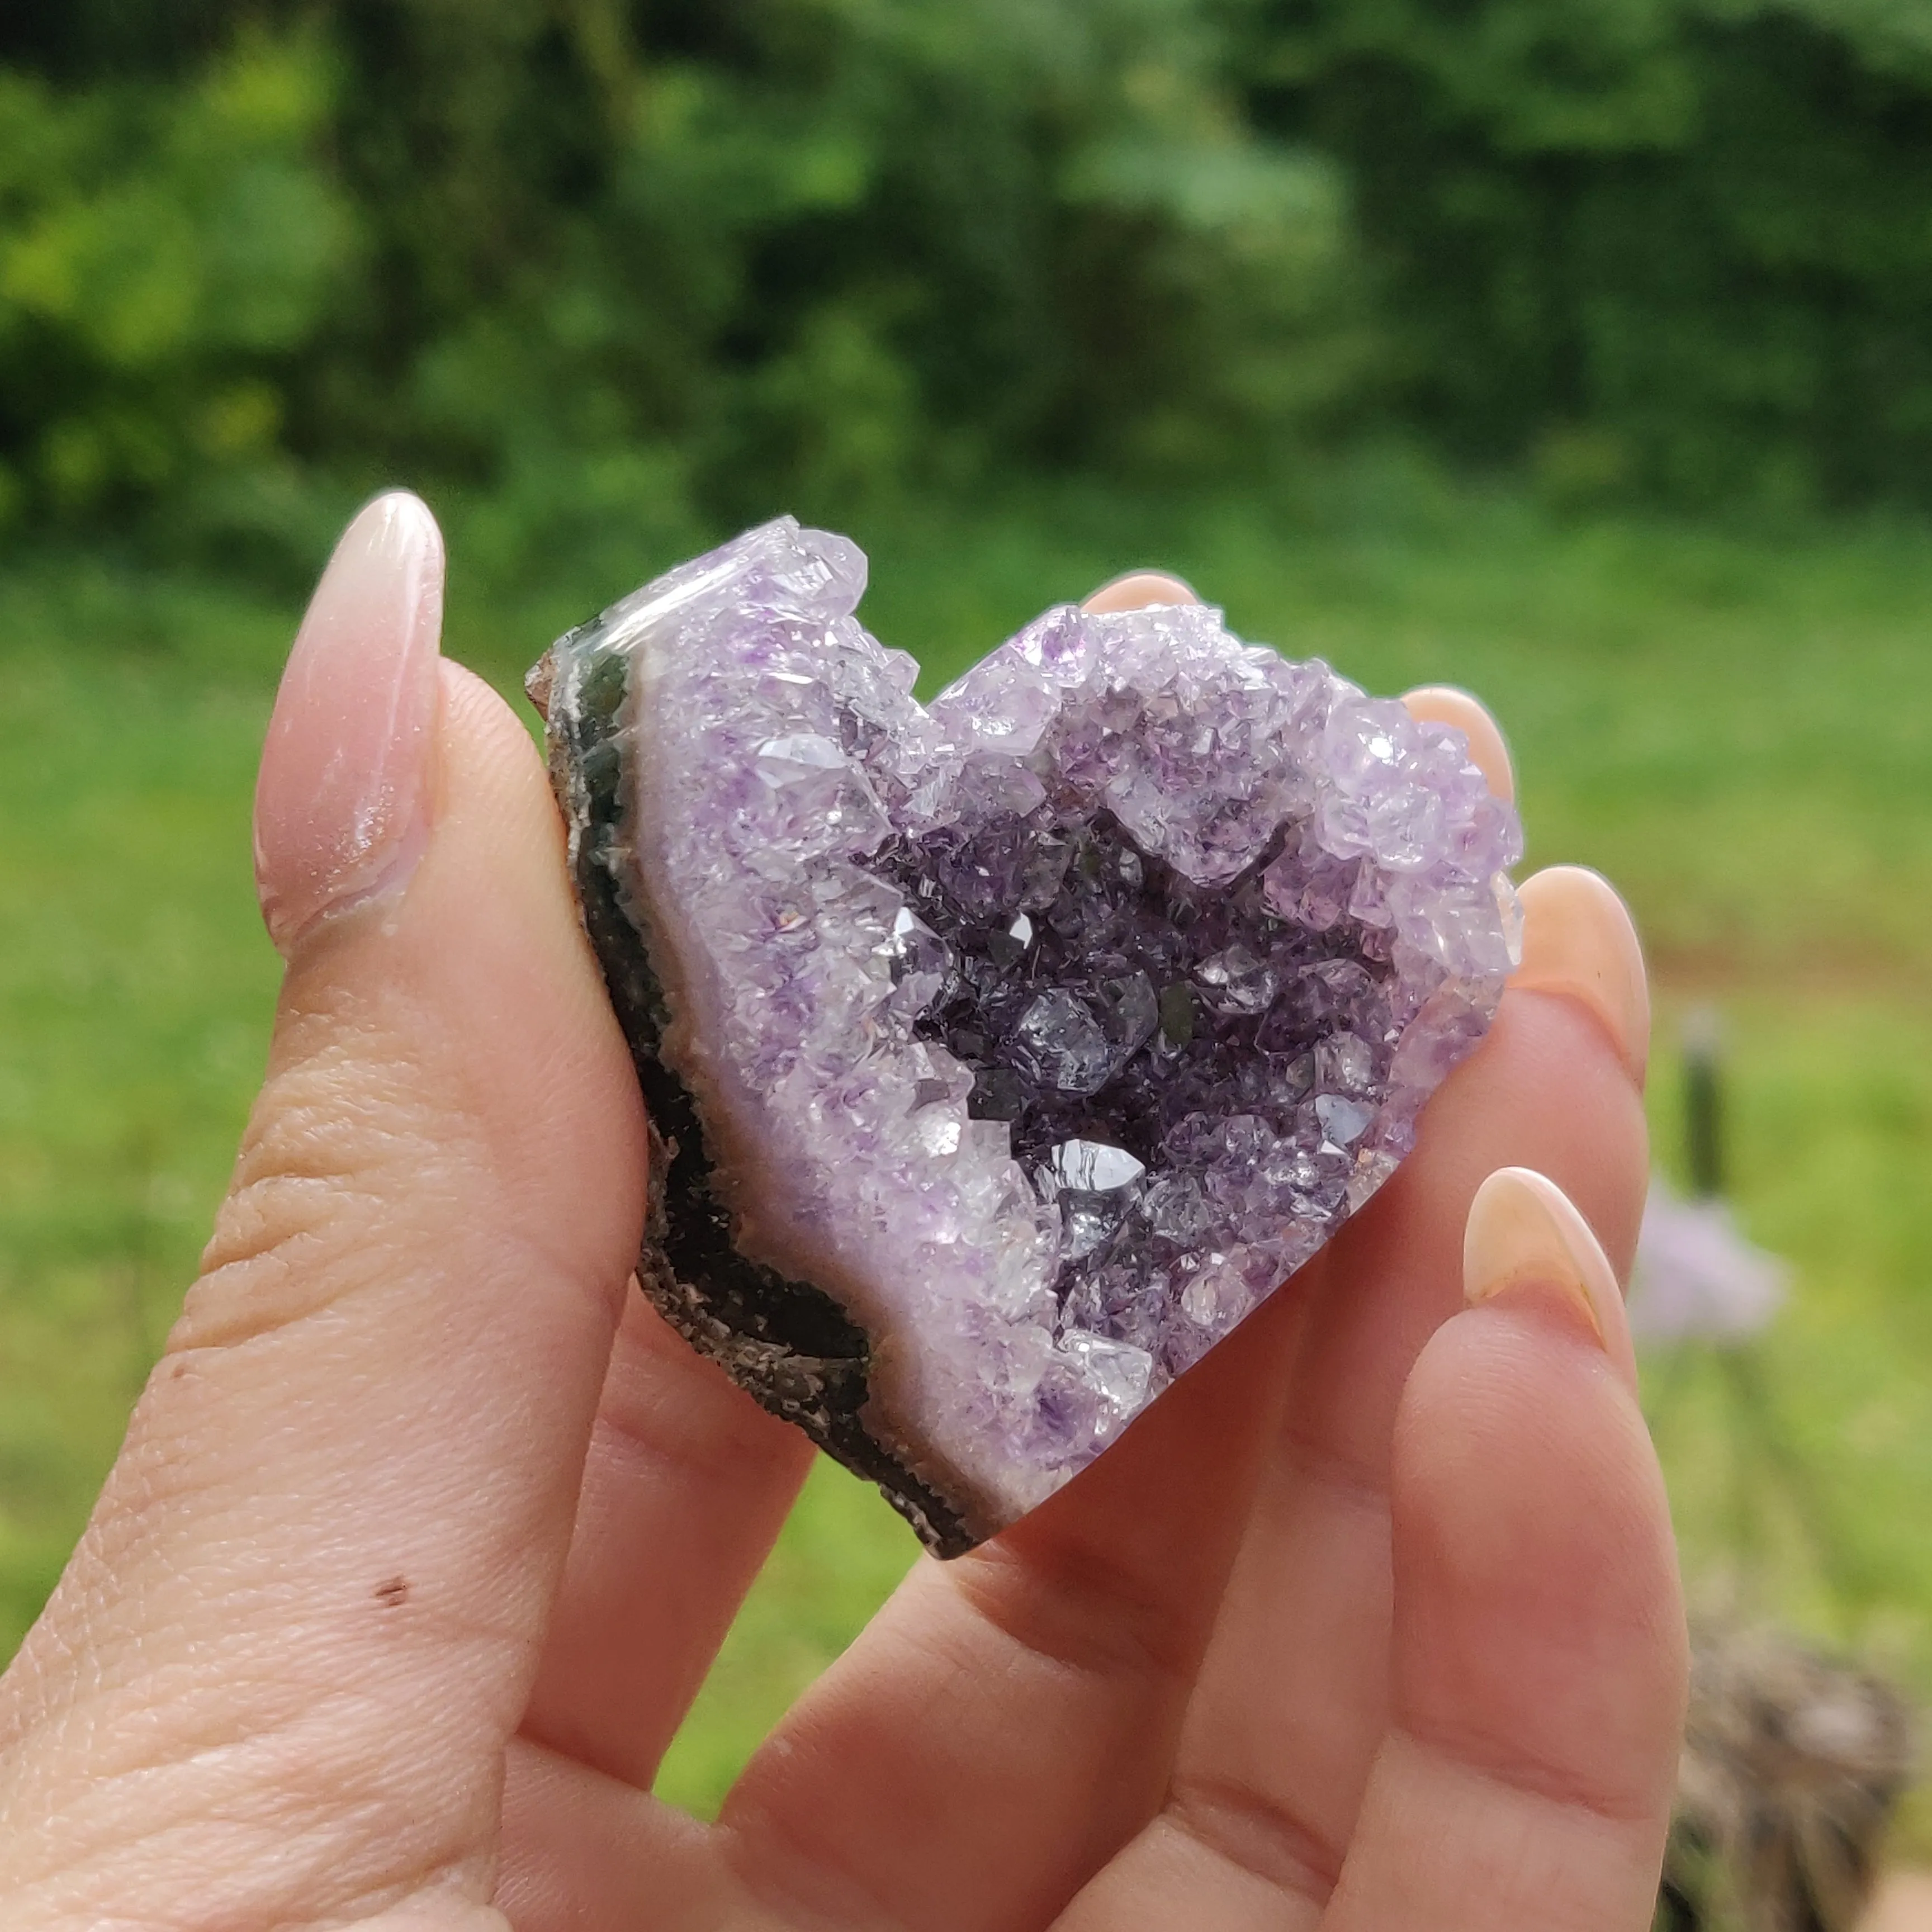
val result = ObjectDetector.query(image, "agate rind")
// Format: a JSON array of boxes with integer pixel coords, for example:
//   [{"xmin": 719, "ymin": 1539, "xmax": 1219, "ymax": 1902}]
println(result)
[{"xmin": 533, "ymin": 614, "xmax": 978, "ymax": 1555}]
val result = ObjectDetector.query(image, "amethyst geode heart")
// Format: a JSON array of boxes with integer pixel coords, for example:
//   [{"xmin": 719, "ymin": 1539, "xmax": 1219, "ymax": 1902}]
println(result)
[{"xmin": 529, "ymin": 518, "xmax": 1522, "ymax": 1554}]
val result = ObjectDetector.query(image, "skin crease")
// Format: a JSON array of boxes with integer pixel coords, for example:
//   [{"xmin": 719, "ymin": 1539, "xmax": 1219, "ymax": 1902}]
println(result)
[{"xmin": 0, "ymin": 514, "xmax": 1686, "ymax": 1932}]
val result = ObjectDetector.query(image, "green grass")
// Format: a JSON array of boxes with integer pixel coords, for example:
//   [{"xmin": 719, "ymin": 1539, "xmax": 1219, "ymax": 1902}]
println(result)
[{"xmin": 4, "ymin": 487, "xmax": 1931, "ymax": 1824}]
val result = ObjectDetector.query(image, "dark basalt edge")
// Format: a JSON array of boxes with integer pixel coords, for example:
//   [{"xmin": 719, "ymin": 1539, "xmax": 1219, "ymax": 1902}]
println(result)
[{"xmin": 528, "ymin": 638, "xmax": 980, "ymax": 1560}]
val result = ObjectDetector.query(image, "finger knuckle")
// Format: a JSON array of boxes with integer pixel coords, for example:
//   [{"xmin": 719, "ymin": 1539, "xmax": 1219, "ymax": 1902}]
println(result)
[{"xmin": 180, "ymin": 1029, "xmax": 471, "ymax": 1354}]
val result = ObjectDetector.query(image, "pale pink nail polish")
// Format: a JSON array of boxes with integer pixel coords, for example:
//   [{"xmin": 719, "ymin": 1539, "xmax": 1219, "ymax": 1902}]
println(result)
[
  {"xmin": 253, "ymin": 492, "xmax": 444, "ymax": 953},
  {"xmin": 1513, "ymin": 866, "xmax": 1651, "ymax": 1083},
  {"xmin": 1464, "ymin": 1167, "xmax": 1640, "ymax": 1393},
  {"xmin": 1081, "ymin": 570, "xmax": 1200, "ymax": 613}
]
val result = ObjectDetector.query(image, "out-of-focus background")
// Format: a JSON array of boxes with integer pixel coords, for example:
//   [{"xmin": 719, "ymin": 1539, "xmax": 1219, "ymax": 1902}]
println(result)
[{"xmin": 2, "ymin": 0, "xmax": 1930, "ymax": 1882}]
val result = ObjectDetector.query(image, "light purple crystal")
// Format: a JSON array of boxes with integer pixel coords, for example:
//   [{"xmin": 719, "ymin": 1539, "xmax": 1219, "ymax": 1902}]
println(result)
[{"xmin": 538, "ymin": 517, "xmax": 1523, "ymax": 1543}]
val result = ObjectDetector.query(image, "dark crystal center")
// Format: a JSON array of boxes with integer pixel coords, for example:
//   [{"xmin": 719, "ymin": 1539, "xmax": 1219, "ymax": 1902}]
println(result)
[{"xmin": 860, "ymin": 806, "xmax": 1404, "ymax": 1366}]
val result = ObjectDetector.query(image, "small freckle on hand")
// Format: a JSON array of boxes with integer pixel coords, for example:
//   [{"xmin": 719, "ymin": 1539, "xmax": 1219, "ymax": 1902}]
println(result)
[{"xmin": 374, "ymin": 1575, "xmax": 410, "ymax": 1608}]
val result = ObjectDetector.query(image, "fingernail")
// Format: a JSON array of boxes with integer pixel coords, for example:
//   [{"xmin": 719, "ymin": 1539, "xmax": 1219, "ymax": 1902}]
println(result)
[
  {"xmin": 1401, "ymin": 685, "xmax": 1515, "ymax": 803},
  {"xmin": 1082, "ymin": 570, "xmax": 1199, "ymax": 613},
  {"xmin": 253, "ymin": 493, "xmax": 444, "ymax": 953},
  {"xmin": 1513, "ymin": 866, "xmax": 1650, "ymax": 1083},
  {"xmin": 1464, "ymin": 1167, "xmax": 1621, "ymax": 1352}
]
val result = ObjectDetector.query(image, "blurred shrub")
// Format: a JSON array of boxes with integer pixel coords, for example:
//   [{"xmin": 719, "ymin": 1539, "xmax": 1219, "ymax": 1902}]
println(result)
[
  {"xmin": 1238, "ymin": 0, "xmax": 1932, "ymax": 509},
  {"xmin": 0, "ymin": 29, "xmax": 354, "ymax": 559},
  {"xmin": 0, "ymin": 0, "xmax": 1369, "ymax": 575}
]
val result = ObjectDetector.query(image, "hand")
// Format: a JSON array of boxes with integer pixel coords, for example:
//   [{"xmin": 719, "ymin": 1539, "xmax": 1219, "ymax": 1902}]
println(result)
[{"xmin": 0, "ymin": 503, "xmax": 1685, "ymax": 1930}]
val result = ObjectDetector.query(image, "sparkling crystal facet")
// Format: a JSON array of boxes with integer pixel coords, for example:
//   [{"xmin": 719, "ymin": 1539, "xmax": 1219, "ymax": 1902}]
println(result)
[{"xmin": 532, "ymin": 518, "xmax": 1522, "ymax": 1553}]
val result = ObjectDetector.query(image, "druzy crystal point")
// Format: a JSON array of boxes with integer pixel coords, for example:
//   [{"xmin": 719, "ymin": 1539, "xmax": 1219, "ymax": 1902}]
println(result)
[{"xmin": 531, "ymin": 518, "xmax": 1523, "ymax": 1554}]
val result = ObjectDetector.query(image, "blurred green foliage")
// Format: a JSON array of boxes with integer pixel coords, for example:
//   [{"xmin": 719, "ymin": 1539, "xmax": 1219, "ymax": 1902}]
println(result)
[
  {"xmin": 0, "ymin": 0, "xmax": 1368, "ymax": 577},
  {"xmin": 1243, "ymin": 0, "xmax": 1932, "ymax": 507},
  {"xmin": 0, "ymin": 29, "xmax": 354, "ymax": 556},
  {"xmin": 6, "ymin": 0, "xmax": 1932, "ymax": 577}
]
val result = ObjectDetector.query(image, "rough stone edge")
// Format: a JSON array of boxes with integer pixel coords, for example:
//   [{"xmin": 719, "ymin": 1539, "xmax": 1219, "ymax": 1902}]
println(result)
[{"xmin": 528, "ymin": 634, "xmax": 983, "ymax": 1560}]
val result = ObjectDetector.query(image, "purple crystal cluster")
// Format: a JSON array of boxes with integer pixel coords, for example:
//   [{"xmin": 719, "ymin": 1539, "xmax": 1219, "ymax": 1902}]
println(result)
[{"xmin": 536, "ymin": 517, "xmax": 1522, "ymax": 1544}]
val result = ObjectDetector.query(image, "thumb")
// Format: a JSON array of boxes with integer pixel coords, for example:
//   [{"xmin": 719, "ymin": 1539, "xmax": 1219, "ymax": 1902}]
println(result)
[{"xmin": 0, "ymin": 494, "xmax": 647, "ymax": 1929}]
